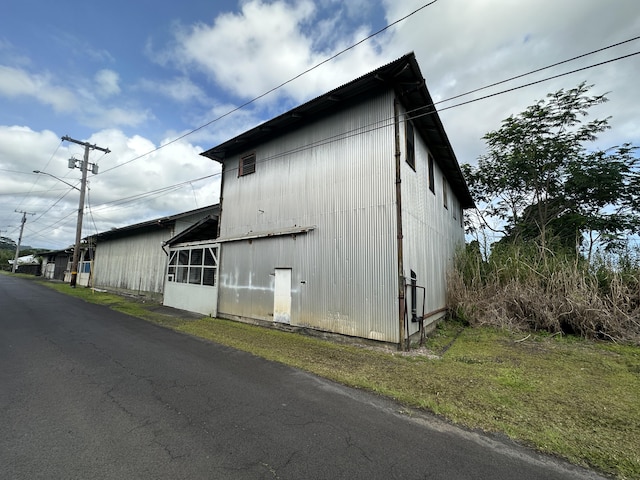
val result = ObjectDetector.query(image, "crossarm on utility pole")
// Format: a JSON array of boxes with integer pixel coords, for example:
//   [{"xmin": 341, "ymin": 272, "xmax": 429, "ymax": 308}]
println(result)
[{"xmin": 61, "ymin": 135, "xmax": 110, "ymax": 287}]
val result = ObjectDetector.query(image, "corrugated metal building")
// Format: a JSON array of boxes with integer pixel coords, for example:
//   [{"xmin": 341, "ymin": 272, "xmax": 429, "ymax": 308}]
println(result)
[
  {"xmin": 41, "ymin": 246, "xmax": 93, "ymax": 286},
  {"xmin": 42, "ymin": 249, "xmax": 72, "ymax": 281},
  {"xmin": 89, "ymin": 205, "xmax": 219, "ymax": 300},
  {"xmin": 201, "ymin": 53, "xmax": 474, "ymax": 346}
]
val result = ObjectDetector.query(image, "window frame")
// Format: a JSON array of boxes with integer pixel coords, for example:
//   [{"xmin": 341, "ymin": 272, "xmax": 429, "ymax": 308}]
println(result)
[
  {"xmin": 167, "ymin": 245, "xmax": 218, "ymax": 287},
  {"xmin": 428, "ymin": 153, "xmax": 435, "ymax": 194},
  {"xmin": 238, "ymin": 152, "xmax": 256, "ymax": 177},
  {"xmin": 442, "ymin": 175, "xmax": 448, "ymax": 209},
  {"xmin": 405, "ymin": 118, "xmax": 415, "ymax": 171}
]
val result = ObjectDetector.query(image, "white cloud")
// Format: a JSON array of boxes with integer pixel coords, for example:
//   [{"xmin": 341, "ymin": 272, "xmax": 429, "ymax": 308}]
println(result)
[
  {"xmin": 381, "ymin": 0, "xmax": 640, "ymax": 165},
  {"xmin": 82, "ymin": 105, "xmax": 154, "ymax": 130},
  {"xmin": 0, "ymin": 64, "xmax": 151, "ymax": 131},
  {"xmin": 51, "ymin": 30, "xmax": 115, "ymax": 64},
  {"xmin": 2, "ymin": 0, "xmax": 638, "ymax": 250},
  {"xmin": 0, "ymin": 125, "xmax": 219, "ymax": 249},
  {"xmin": 139, "ymin": 76, "xmax": 206, "ymax": 103},
  {"xmin": 174, "ymin": 0, "xmax": 316, "ymax": 99},
  {"xmin": 95, "ymin": 69, "xmax": 121, "ymax": 97},
  {"xmin": 0, "ymin": 65, "xmax": 77, "ymax": 112},
  {"xmin": 169, "ymin": 0, "xmax": 387, "ymax": 104}
]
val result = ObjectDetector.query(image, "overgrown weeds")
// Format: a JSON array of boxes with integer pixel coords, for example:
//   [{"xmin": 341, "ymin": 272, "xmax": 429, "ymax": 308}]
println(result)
[{"xmin": 448, "ymin": 242, "xmax": 640, "ymax": 344}]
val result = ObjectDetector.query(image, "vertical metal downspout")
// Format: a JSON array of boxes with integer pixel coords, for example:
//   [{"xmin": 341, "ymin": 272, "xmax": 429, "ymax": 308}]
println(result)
[
  {"xmin": 216, "ymin": 160, "xmax": 225, "ymax": 239},
  {"xmin": 394, "ymin": 98, "xmax": 406, "ymax": 351},
  {"xmin": 215, "ymin": 160, "xmax": 225, "ymax": 316}
]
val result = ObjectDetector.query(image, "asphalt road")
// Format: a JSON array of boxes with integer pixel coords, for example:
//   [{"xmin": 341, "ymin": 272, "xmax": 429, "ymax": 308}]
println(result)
[{"xmin": 0, "ymin": 275, "xmax": 605, "ymax": 480}]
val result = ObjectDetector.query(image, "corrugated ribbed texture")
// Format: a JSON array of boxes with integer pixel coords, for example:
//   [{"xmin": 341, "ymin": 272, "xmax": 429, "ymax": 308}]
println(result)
[
  {"xmin": 218, "ymin": 92, "xmax": 401, "ymax": 342},
  {"xmin": 398, "ymin": 104, "xmax": 466, "ymax": 337},
  {"xmin": 93, "ymin": 211, "xmax": 211, "ymax": 296}
]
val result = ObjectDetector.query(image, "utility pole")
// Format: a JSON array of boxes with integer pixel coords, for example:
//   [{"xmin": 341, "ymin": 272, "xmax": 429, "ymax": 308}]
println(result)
[
  {"xmin": 12, "ymin": 210, "xmax": 35, "ymax": 273},
  {"xmin": 62, "ymin": 136, "xmax": 110, "ymax": 287}
]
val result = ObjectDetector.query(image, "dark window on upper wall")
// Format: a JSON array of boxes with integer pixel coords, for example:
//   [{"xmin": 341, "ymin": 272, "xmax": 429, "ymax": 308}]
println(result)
[
  {"xmin": 442, "ymin": 176, "xmax": 448, "ymax": 209},
  {"xmin": 239, "ymin": 152, "xmax": 256, "ymax": 177},
  {"xmin": 428, "ymin": 153, "xmax": 435, "ymax": 193},
  {"xmin": 405, "ymin": 119, "xmax": 415, "ymax": 170}
]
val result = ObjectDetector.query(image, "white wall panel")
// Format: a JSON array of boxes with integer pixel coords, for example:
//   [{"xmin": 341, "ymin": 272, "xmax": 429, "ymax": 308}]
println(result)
[{"xmin": 218, "ymin": 91, "xmax": 402, "ymax": 342}]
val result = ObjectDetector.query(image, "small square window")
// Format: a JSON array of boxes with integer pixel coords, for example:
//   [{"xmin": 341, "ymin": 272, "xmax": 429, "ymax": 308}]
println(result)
[{"xmin": 239, "ymin": 153, "xmax": 256, "ymax": 176}]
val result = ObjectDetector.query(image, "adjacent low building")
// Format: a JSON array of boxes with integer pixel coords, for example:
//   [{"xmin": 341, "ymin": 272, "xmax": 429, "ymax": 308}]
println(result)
[{"xmin": 89, "ymin": 205, "xmax": 219, "ymax": 300}]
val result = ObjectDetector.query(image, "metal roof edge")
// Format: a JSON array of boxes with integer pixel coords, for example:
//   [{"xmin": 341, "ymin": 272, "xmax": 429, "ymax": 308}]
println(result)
[{"xmin": 88, "ymin": 204, "xmax": 220, "ymax": 240}]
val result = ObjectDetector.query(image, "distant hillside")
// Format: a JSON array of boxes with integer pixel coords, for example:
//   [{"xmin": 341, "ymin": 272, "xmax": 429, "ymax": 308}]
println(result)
[
  {"xmin": 0, "ymin": 240, "xmax": 35, "ymax": 251},
  {"xmin": 0, "ymin": 237, "xmax": 17, "ymax": 250}
]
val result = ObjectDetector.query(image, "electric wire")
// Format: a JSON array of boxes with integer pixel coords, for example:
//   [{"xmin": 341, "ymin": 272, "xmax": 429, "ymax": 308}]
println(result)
[
  {"xmin": 102, "ymin": 34, "xmax": 640, "ymax": 178},
  {"xmin": 11, "ymin": 31, "xmax": 640, "ymax": 243},
  {"xmin": 220, "ymin": 49, "xmax": 640, "ymax": 175},
  {"xmin": 14, "ymin": 139, "xmax": 63, "ymax": 210},
  {"xmin": 90, "ymin": 173, "xmax": 217, "ymax": 210},
  {"xmin": 30, "ymin": 187, "xmax": 78, "ymax": 228},
  {"xmin": 436, "ymin": 50, "xmax": 640, "ymax": 113},
  {"xmin": 435, "ymin": 35, "xmax": 640, "ymax": 105},
  {"xmin": 24, "ymin": 173, "xmax": 220, "ymax": 239},
  {"xmin": 86, "ymin": 183, "xmax": 100, "ymax": 237},
  {"xmin": 17, "ymin": 46, "xmax": 640, "ymax": 240},
  {"xmin": 98, "ymin": 0, "xmax": 440, "ymax": 175},
  {"xmin": 51, "ymin": 42, "xmax": 640, "ymax": 227}
]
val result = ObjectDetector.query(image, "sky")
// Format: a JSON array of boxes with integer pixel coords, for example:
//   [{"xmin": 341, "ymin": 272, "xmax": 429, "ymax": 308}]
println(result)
[{"xmin": 1, "ymin": 0, "xmax": 639, "ymax": 250}]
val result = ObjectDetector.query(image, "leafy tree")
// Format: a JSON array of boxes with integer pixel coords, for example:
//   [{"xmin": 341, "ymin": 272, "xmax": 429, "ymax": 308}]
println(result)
[{"xmin": 463, "ymin": 83, "xmax": 639, "ymax": 260}]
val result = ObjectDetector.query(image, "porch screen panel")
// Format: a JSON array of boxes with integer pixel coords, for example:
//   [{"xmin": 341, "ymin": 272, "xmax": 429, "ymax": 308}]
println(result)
[
  {"xmin": 167, "ymin": 251, "xmax": 177, "ymax": 282},
  {"xmin": 203, "ymin": 247, "xmax": 218, "ymax": 286},
  {"xmin": 167, "ymin": 245, "xmax": 218, "ymax": 287},
  {"xmin": 189, "ymin": 248, "xmax": 203, "ymax": 285}
]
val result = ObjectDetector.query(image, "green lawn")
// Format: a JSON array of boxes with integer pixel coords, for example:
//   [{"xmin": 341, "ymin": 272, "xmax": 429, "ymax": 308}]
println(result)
[{"xmin": 31, "ymin": 278, "xmax": 640, "ymax": 479}]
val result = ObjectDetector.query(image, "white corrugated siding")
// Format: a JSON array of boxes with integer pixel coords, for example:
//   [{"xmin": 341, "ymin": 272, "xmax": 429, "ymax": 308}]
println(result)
[
  {"xmin": 93, "ymin": 229, "xmax": 169, "ymax": 295},
  {"xmin": 218, "ymin": 93, "xmax": 467, "ymax": 343},
  {"xmin": 399, "ymin": 105, "xmax": 466, "ymax": 337},
  {"xmin": 93, "ymin": 210, "xmax": 214, "ymax": 296},
  {"xmin": 218, "ymin": 91, "xmax": 401, "ymax": 342}
]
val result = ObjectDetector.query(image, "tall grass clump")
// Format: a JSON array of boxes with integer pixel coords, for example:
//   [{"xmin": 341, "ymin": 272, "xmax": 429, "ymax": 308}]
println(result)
[{"xmin": 448, "ymin": 241, "xmax": 640, "ymax": 344}]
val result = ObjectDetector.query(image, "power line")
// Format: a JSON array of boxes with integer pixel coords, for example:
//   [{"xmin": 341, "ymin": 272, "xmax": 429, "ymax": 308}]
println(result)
[
  {"xmin": 14, "ymin": 139, "xmax": 63, "ymax": 210},
  {"xmin": 90, "ymin": 173, "xmax": 218, "ymax": 210},
  {"xmin": 98, "ymin": 0, "xmax": 440, "ymax": 175},
  {"xmin": 0, "ymin": 188, "xmax": 73, "ymax": 196},
  {"xmin": 436, "ymin": 50, "xmax": 640, "ymax": 113},
  {"xmin": 101, "ymin": 30, "xmax": 639, "ymax": 180},
  {"xmin": 435, "ymin": 35, "xmax": 640, "ymax": 105},
  {"xmin": 13, "ymin": 36, "xmax": 639, "ymax": 243},
  {"xmin": 28, "ymin": 189, "xmax": 79, "ymax": 232},
  {"xmin": 217, "ymin": 49, "xmax": 640, "ymax": 176},
  {"xmin": 26, "ymin": 43, "xmax": 640, "ymax": 235},
  {"xmin": 23, "ymin": 173, "xmax": 219, "ymax": 239}
]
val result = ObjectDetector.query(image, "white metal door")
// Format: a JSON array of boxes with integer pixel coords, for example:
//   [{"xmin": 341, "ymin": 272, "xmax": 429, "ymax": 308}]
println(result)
[{"xmin": 273, "ymin": 268, "xmax": 292, "ymax": 324}]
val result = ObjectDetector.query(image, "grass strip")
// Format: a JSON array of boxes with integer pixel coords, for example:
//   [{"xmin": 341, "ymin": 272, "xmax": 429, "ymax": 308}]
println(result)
[{"xmin": 34, "ymin": 279, "xmax": 640, "ymax": 479}]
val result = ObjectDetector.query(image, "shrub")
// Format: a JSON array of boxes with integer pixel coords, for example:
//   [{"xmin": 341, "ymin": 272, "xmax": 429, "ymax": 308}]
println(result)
[{"xmin": 448, "ymin": 242, "xmax": 640, "ymax": 344}]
